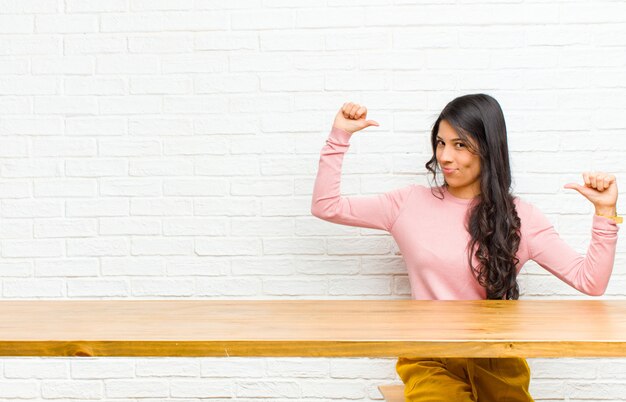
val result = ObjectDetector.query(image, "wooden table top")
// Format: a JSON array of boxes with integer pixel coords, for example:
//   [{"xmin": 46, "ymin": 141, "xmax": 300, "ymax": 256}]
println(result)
[{"xmin": 1, "ymin": 299, "xmax": 625, "ymax": 358}]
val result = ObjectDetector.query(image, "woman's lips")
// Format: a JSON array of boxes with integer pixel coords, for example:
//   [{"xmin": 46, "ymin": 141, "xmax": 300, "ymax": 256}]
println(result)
[{"xmin": 442, "ymin": 168, "xmax": 457, "ymax": 174}]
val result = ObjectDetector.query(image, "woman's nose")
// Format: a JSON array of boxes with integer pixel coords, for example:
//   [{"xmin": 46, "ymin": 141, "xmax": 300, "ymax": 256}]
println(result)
[{"xmin": 439, "ymin": 146, "xmax": 453, "ymax": 162}]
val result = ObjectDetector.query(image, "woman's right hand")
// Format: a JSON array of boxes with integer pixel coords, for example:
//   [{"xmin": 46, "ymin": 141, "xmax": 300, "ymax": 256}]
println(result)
[{"xmin": 332, "ymin": 102, "xmax": 379, "ymax": 134}]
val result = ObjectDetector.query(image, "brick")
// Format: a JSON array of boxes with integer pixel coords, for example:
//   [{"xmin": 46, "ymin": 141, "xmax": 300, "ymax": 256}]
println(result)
[
  {"xmin": 163, "ymin": 95, "xmax": 228, "ymax": 114},
  {"xmin": 131, "ymin": 237, "xmax": 193, "ymax": 256},
  {"xmin": 195, "ymin": 74, "xmax": 258, "ymax": 93},
  {"xmin": 66, "ymin": 199, "xmax": 130, "ymax": 217},
  {"xmin": 64, "ymin": 35, "xmax": 127, "ymax": 54},
  {"xmin": 0, "ymin": 77, "xmax": 57, "ymax": 94},
  {"xmin": 130, "ymin": 158, "xmax": 193, "ymax": 176},
  {"xmin": 163, "ymin": 178, "xmax": 229, "ymax": 196},
  {"xmin": 66, "ymin": 0, "xmax": 127, "ymax": 12},
  {"xmin": 32, "ymin": 56, "xmax": 94, "ymax": 74},
  {"xmin": 232, "ymin": 10, "xmax": 294, "ymax": 30},
  {"xmin": 262, "ymin": 238, "xmax": 325, "ymax": 255},
  {"xmin": 195, "ymin": 32, "xmax": 258, "ymax": 51},
  {"xmin": 0, "ymin": 180, "xmax": 32, "ymax": 199},
  {"xmin": 4, "ymin": 360, "xmax": 68, "ymax": 379},
  {"xmin": 196, "ymin": 278, "xmax": 261, "ymax": 296},
  {"xmin": 0, "ymin": 262, "xmax": 32, "ymax": 277},
  {"xmin": 102, "ymin": 257, "xmax": 166, "ymax": 276},
  {"xmin": 161, "ymin": 54, "xmax": 227, "ymax": 73},
  {"xmin": 131, "ymin": 198, "xmax": 193, "ymax": 216},
  {"xmin": 261, "ymin": 32, "xmax": 323, "ymax": 51},
  {"xmin": 34, "ymin": 218, "xmax": 98, "ymax": 238},
  {"xmin": 67, "ymin": 279, "xmax": 129, "ymax": 297},
  {"xmin": 194, "ymin": 198, "xmax": 258, "ymax": 217},
  {"xmin": 164, "ymin": 136, "xmax": 228, "ymax": 155},
  {"xmin": 230, "ymin": 218, "xmax": 293, "ymax": 236},
  {"xmin": 100, "ymin": 178, "xmax": 162, "ymax": 196},
  {"xmin": 230, "ymin": 179, "xmax": 293, "ymax": 196},
  {"xmin": 71, "ymin": 360, "xmax": 134, "ymax": 379},
  {"xmin": 297, "ymin": 8, "xmax": 361, "ymax": 28},
  {"xmin": 229, "ymin": 54, "xmax": 292, "ymax": 72},
  {"xmin": 201, "ymin": 358, "xmax": 265, "ymax": 377},
  {"xmin": 195, "ymin": 155, "xmax": 259, "ymax": 176},
  {"xmin": 64, "ymin": 77, "xmax": 125, "ymax": 95},
  {"xmin": 166, "ymin": 257, "xmax": 228, "ymax": 276},
  {"xmin": 0, "ymin": 381, "xmax": 39, "ymax": 398},
  {"xmin": 236, "ymin": 381, "xmax": 300, "ymax": 398},
  {"xmin": 0, "ymin": 35, "xmax": 60, "ymax": 55},
  {"xmin": 36, "ymin": 15, "xmax": 98, "ymax": 33},
  {"xmin": 260, "ymin": 73, "xmax": 324, "ymax": 92},
  {"xmin": 34, "ymin": 179, "xmax": 97, "ymax": 197},
  {"xmin": 97, "ymin": 55, "xmax": 160, "ymax": 74},
  {"xmin": 131, "ymin": 278, "xmax": 195, "ymax": 296},
  {"xmin": 0, "ymin": 0, "xmax": 58, "ymax": 13},
  {"xmin": 294, "ymin": 257, "xmax": 359, "ymax": 275},
  {"xmin": 67, "ymin": 238, "xmax": 129, "ymax": 257},
  {"xmin": 260, "ymin": 157, "xmax": 317, "ymax": 175},
  {"xmin": 267, "ymin": 359, "xmax": 329, "ymax": 378},
  {"xmin": 3, "ymin": 279, "xmax": 64, "ymax": 298},
  {"xmin": 128, "ymin": 34, "xmax": 193, "ymax": 53},
  {"xmin": 0, "ymin": 136, "xmax": 28, "ymax": 157},
  {"xmin": 99, "ymin": 95, "xmax": 162, "ymax": 114},
  {"xmin": 326, "ymin": 31, "xmax": 390, "ymax": 51},
  {"xmin": 162, "ymin": 218, "xmax": 228, "ymax": 236},
  {"xmin": 0, "ymin": 15, "xmax": 34, "ymax": 33},
  {"xmin": 195, "ymin": 238, "xmax": 261, "ymax": 256},
  {"xmin": 98, "ymin": 139, "xmax": 161, "ymax": 157},
  {"xmin": 263, "ymin": 279, "xmax": 328, "ymax": 296},
  {"xmin": 104, "ymin": 380, "xmax": 168, "ymax": 398},
  {"xmin": 231, "ymin": 258, "xmax": 293, "ymax": 276},
  {"xmin": 130, "ymin": 0, "xmax": 193, "ymax": 11},
  {"xmin": 35, "ymin": 258, "xmax": 99, "ymax": 277},
  {"xmin": 2, "ymin": 200, "xmax": 63, "ymax": 218},
  {"xmin": 99, "ymin": 218, "xmax": 161, "ymax": 235},
  {"xmin": 130, "ymin": 76, "xmax": 192, "ymax": 94},
  {"xmin": 194, "ymin": 116, "xmax": 257, "ymax": 134},
  {"xmin": 136, "ymin": 359, "xmax": 199, "ymax": 376},
  {"xmin": 0, "ymin": 96, "xmax": 30, "ymax": 113},
  {"xmin": 170, "ymin": 380, "xmax": 233, "ymax": 398}
]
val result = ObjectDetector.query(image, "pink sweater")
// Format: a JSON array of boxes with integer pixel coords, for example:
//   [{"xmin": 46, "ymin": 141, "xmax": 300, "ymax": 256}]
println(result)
[{"xmin": 311, "ymin": 127, "xmax": 620, "ymax": 300}]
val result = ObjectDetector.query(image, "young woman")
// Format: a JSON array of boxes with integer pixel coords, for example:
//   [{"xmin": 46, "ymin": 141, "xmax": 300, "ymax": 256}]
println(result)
[{"xmin": 310, "ymin": 94, "xmax": 620, "ymax": 401}]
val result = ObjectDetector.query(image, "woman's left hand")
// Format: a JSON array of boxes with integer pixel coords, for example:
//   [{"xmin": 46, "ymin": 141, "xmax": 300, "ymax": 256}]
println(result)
[{"xmin": 564, "ymin": 172, "xmax": 618, "ymax": 215}]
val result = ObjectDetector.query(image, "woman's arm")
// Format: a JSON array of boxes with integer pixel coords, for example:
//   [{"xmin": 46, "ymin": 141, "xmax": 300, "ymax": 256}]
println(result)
[
  {"xmin": 311, "ymin": 103, "xmax": 413, "ymax": 232},
  {"xmin": 527, "ymin": 172, "xmax": 620, "ymax": 296}
]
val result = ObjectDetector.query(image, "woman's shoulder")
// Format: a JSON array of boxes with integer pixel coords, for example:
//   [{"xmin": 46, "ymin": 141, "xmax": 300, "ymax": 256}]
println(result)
[
  {"xmin": 512, "ymin": 195, "xmax": 551, "ymax": 230},
  {"xmin": 411, "ymin": 184, "xmax": 443, "ymax": 199}
]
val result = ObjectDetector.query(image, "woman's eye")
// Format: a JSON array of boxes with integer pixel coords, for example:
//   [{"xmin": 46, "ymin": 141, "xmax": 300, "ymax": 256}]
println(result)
[{"xmin": 455, "ymin": 143, "xmax": 465, "ymax": 148}]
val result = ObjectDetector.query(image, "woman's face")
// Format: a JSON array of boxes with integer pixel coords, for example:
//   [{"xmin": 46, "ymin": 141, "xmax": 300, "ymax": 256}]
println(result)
[{"xmin": 435, "ymin": 119, "xmax": 482, "ymax": 199}]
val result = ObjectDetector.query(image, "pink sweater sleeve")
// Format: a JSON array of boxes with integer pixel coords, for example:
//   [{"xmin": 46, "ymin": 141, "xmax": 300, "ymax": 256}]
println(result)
[
  {"xmin": 525, "ymin": 204, "xmax": 620, "ymax": 296},
  {"xmin": 311, "ymin": 127, "xmax": 414, "ymax": 232}
]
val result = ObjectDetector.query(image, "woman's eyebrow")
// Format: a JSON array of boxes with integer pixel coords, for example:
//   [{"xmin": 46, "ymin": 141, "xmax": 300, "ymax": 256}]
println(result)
[{"xmin": 436, "ymin": 136, "xmax": 463, "ymax": 142}]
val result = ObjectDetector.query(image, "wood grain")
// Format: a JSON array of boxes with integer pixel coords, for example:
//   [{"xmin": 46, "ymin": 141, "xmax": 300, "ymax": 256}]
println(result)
[{"xmin": 1, "ymin": 299, "xmax": 625, "ymax": 357}]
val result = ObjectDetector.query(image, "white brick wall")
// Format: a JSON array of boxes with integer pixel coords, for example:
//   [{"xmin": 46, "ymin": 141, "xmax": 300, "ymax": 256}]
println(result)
[{"xmin": 0, "ymin": 0, "xmax": 625, "ymax": 400}]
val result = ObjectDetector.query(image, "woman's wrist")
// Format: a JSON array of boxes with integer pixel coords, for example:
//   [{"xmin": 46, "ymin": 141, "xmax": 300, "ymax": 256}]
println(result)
[{"xmin": 595, "ymin": 205, "xmax": 617, "ymax": 217}]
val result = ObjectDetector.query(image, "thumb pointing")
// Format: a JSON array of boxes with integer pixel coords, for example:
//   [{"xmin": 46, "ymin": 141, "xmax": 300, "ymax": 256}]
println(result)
[
  {"xmin": 564, "ymin": 183, "xmax": 583, "ymax": 193},
  {"xmin": 365, "ymin": 120, "xmax": 379, "ymax": 127}
]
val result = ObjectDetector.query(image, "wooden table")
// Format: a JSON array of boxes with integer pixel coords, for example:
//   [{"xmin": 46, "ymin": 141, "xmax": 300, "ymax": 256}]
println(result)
[{"xmin": 1, "ymin": 299, "xmax": 625, "ymax": 358}]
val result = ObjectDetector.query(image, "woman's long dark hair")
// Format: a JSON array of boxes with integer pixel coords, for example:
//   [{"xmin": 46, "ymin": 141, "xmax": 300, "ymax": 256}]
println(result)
[{"xmin": 425, "ymin": 94, "xmax": 521, "ymax": 300}]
